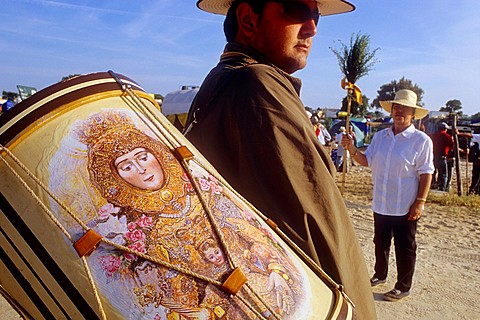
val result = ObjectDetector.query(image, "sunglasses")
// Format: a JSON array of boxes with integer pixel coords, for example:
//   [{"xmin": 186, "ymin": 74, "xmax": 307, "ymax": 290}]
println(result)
[{"xmin": 272, "ymin": 1, "xmax": 320, "ymax": 25}]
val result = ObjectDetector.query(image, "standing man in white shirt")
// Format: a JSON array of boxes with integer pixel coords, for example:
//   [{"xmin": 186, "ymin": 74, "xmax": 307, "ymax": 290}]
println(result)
[{"xmin": 342, "ymin": 89, "xmax": 434, "ymax": 301}]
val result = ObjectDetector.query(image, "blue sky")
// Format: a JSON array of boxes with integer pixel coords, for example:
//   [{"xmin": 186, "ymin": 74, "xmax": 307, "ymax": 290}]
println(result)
[{"xmin": 1, "ymin": 0, "xmax": 479, "ymax": 116}]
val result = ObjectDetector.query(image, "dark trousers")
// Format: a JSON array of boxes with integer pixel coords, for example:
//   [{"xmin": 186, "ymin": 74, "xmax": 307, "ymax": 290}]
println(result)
[
  {"xmin": 446, "ymin": 159, "xmax": 454, "ymax": 191},
  {"xmin": 373, "ymin": 212, "xmax": 417, "ymax": 292},
  {"xmin": 470, "ymin": 165, "xmax": 480, "ymax": 194},
  {"xmin": 433, "ymin": 156, "xmax": 448, "ymax": 191}
]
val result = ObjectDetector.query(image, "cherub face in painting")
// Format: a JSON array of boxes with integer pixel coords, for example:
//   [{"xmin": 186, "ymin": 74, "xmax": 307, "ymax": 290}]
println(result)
[
  {"xmin": 203, "ymin": 246, "xmax": 226, "ymax": 267},
  {"xmin": 114, "ymin": 147, "xmax": 164, "ymax": 191}
]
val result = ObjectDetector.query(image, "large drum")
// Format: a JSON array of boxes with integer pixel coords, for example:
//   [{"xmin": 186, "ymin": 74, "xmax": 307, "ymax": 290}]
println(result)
[{"xmin": 0, "ymin": 72, "xmax": 355, "ymax": 319}]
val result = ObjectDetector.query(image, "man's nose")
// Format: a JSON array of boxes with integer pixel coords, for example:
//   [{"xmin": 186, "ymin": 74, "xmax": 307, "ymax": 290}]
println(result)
[{"xmin": 302, "ymin": 18, "xmax": 317, "ymax": 37}]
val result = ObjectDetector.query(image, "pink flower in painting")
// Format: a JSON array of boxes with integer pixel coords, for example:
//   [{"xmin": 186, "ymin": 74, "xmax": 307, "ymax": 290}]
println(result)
[
  {"xmin": 181, "ymin": 172, "xmax": 194, "ymax": 193},
  {"xmin": 99, "ymin": 255, "xmax": 121, "ymax": 277},
  {"xmin": 126, "ymin": 229, "xmax": 145, "ymax": 243},
  {"xmin": 184, "ymin": 182, "xmax": 194, "ymax": 193},
  {"xmin": 98, "ymin": 203, "xmax": 120, "ymax": 220},
  {"xmin": 128, "ymin": 241, "xmax": 146, "ymax": 254},
  {"xmin": 208, "ymin": 180, "xmax": 222, "ymax": 194},
  {"xmin": 136, "ymin": 215, "xmax": 153, "ymax": 228},
  {"xmin": 127, "ymin": 222, "xmax": 137, "ymax": 231},
  {"xmin": 153, "ymin": 314, "xmax": 161, "ymax": 320},
  {"xmin": 199, "ymin": 178, "xmax": 210, "ymax": 191},
  {"xmin": 124, "ymin": 252, "xmax": 137, "ymax": 261}
]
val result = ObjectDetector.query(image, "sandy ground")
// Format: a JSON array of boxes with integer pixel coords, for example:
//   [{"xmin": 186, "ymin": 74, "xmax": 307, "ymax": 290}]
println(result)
[{"xmin": 1, "ymin": 161, "xmax": 479, "ymax": 319}]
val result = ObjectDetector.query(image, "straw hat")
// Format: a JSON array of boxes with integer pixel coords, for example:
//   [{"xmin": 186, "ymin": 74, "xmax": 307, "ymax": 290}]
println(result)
[
  {"xmin": 379, "ymin": 89, "xmax": 429, "ymax": 119},
  {"xmin": 196, "ymin": 0, "xmax": 355, "ymax": 16}
]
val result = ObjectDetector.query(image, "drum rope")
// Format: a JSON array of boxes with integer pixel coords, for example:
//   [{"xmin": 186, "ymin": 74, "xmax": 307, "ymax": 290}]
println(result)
[
  {"xmin": 1, "ymin": 144, "xmax": 277, "ymax": 319},
  {"xmin": 110, "ymin": 72, "xmax": 281, "ymax": 320},
  {"xmin": 0, "ymin": 148, "xmax": 73, "ymax": 242},
  {"xmin": 189, "ymin": 159, "xmax": 356, "ymax": 307}
]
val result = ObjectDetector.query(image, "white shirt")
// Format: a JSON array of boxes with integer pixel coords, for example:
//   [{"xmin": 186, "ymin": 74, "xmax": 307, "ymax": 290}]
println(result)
[
  {"xmin": 336, "ymin": 132, "xmax": 345, "ymax": 157},
  {"xmin": 317, "ymin": 125, "xmax": 331, "ymax": 146},
  {"xmin": 364, "ymin": 125, "xmax": 434, "ymax": 216}
]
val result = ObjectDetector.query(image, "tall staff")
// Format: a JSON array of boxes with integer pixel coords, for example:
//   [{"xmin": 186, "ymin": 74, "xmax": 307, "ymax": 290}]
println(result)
[
  {"xmin": 450, "ymin": 112, "xmax": 463, "ymax": 195},
  {"xmin": 340, "ymin": 78, "xmax": 362, "ymax": 195}
]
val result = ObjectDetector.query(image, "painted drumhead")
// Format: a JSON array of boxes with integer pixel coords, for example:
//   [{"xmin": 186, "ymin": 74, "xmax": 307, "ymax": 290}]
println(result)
[{"xmin": 0, "ymin": 72, "xmax": 346, "ymax": 320}]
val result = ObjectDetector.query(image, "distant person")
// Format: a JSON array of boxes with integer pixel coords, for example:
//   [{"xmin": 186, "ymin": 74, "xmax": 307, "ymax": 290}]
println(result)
[
  {"xmin": 342, "ymin": 89, "xmax": 434, "ymax": 301},
  {"xmin": 348, "ymin": 126, "xmax": 357, "ymax": 166},
  {"xmin": 335, "ymin": 126, "xmax": 347, "ymax": 171},
  {"xmin": 1, "ymin": 97, "xmax": 15, "ymax": 113},
  {"xmin": 184, "ymin": 0, "xmax": 376, "ymax": 318},
  {"xmin": 445, "ymin": 147, "xmax": 455, "ymax": 192},
  {"xmin": 458, "ymin": 130, "xmax": 480, "ymax": 194},
  {"xmin": 312, "ymin": 117, "xmax": 331, "ymax": 146},
  {"xmin": 468, "ymin": 141, "xmax": 480, "ymax": 194},
  {"xmin": 430, "ymin": 122, "xmax": 453, "ymax": 191}
]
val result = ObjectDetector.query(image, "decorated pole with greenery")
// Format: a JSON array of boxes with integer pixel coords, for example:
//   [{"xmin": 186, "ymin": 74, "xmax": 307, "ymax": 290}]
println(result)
[{"xmin": 331, "ymin": 32, "xmax": 379, "ymax": 195}]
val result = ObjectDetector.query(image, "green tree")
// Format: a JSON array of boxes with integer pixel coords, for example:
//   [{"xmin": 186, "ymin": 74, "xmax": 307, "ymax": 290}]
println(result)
[
  {"xmin": 342, "ymin": 94, "xmax": 369, "ymax": 117},
  {"xmin": 439, "ymin": 99, "xmax": 462, "ymax": 116},
  {"xmin": 469, "ymin": 112, "xmax": 480, "ymax": 122},
  {"xmin": 371, "ymin": 77, "xmax": 424, "ymax": 110}
]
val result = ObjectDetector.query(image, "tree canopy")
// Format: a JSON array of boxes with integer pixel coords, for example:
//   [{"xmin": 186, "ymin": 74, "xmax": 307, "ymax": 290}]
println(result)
[
  {"xmin": 439, "ymin": 99, "xmax": 462, "ymax": 116},
  {"xmin": 469, "ymin": 112, "xmax": 480, "ymax": 121},
  {"xmin": 371, "ymin": 77, "xmax": 424, "ymax": 110},
  {"xmin": 341, "ymin": 94, "xmax": 369, "ymax": 117}
]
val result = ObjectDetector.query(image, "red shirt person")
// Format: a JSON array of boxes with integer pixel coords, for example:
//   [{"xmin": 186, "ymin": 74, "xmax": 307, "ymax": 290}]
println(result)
[{"xmin": 430, "ymin": 122, "xmax": 453, "ymax": 191}]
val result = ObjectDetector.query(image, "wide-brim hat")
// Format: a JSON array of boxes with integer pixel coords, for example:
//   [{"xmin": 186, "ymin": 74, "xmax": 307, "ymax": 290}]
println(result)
[
  {"xmin": 196, "ymin": 0, "xmax": 355, "ymax": 16},
  {"xmin": 379, "ymin": 89, "xmax": 429, "ymax": 120}
]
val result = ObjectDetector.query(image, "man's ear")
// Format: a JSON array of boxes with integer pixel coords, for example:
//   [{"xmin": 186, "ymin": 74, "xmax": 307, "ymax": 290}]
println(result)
[{"xmin": 236, "ymin": 3, "xmax": 260, "ymax": 37}]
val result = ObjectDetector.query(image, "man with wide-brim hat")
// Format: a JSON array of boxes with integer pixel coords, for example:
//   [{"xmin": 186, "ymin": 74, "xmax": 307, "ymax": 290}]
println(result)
[
  {"xmin": 196, "ymin": 0, "xmax": 355, "ymax": 16},
  {"xmin": 343, "ymin": 89, "xmax": 434, "ymax": 301},
  {"xmin": 185, "ymin": 0, "xmax": 376, "ymax": 319}
]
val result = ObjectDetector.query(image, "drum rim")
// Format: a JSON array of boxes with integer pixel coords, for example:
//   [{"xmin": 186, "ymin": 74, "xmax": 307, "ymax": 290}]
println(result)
[{"xmin": 0, "ymin": 71, "xmax": 143, "ymax": 146}]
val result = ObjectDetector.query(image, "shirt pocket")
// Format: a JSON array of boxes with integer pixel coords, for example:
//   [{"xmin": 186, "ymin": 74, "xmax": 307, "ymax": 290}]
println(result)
[{"xmin": 397, "ymin": 149, "xmax": 418, "ymax": 177}]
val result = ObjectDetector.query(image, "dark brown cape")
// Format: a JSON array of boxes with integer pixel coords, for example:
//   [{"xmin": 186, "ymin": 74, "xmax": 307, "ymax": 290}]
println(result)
[{"xmin": 185, "ymin": 43, "xmax": 376, "ymax": 319}]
